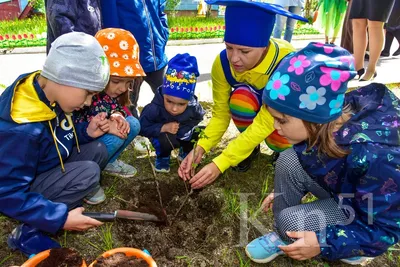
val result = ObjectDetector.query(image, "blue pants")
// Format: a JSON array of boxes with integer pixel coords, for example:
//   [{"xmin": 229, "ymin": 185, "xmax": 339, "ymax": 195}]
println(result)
[
  {"xmin": 272, "ymin": 6, "xmax": 302, "ymax": 43},
  {"xmin": 99, "ymin": 116, "xmax": 140, "ymax": 163}
]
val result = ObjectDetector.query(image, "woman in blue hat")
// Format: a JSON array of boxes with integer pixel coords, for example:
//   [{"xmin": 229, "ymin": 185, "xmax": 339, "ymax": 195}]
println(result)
[
  {"xmin": 178, "ymin": 0, "xmax": 308, "ymax": 188},
  {"xmin": 246, "ymin": 42, "xmax": 399, "ymax": 265}
]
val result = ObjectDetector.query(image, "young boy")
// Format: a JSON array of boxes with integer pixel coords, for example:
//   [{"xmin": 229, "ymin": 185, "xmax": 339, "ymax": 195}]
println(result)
[
  {"xmin": 140, "ymin": 53, "xmax": 205, "ymax": 173},
  {"xmin": 0, "ymin": 32, "xmax": 110, "ymax": 256}
]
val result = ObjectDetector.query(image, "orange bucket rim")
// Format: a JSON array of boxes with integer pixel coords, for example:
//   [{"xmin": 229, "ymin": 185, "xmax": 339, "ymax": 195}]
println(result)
[
  {"xmin": 89, "ymin": 247, "xmax": 157, "ymax": 267},
  {"xmin": 21, "ymin": 249, "xmax": 87, "ymax": 267}
]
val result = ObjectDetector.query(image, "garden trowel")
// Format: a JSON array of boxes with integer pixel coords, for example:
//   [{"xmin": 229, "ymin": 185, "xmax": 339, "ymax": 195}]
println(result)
[{"xmin": 83, "ymin": 210, "xmax": 161, "ymax": 222}]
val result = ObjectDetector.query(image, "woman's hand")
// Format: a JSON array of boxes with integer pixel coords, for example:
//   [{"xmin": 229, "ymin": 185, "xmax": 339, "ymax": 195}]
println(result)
[
  {"xmin": 87, "ymin": 112, "xmax": 109, "ymax": 138},
  {"xmin": 189, "ymin": 162, "xmax": 221, "ymax": 189},
  {"xmin": 279, "ymin": 231, "xmax": 321, "ymax": 261},
  {"xmin": 178, "ymin": 145, "xmax": 205, "ymax": 181},
  {"xmin": 63, "ymin": 207, "xmax": 103, "ymax": 231}
]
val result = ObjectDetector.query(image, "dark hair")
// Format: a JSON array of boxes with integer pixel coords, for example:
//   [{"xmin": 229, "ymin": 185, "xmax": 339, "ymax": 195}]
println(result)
[{"xmin": 117, "ymin": 77, "xmax": 143, "ymax": 107}]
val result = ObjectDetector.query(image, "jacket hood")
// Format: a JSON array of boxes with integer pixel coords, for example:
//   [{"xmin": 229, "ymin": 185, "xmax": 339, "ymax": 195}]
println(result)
[
  {"xmin": 335, "ymin": 83, "xmax": 400, "ymax": 147},
  {"xmin": 0, "ymin": 71, "xmax": 56, "ymax": 123}
]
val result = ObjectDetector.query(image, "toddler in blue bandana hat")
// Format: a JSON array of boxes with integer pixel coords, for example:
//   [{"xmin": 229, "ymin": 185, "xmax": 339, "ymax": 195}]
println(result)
[
  {"xmin": 140, "ymin": 53, "xmax": 205, "ymax": 173},
  {"xmin": 246, "ymin": 42, "xmax": 400, "ymax": 265}
]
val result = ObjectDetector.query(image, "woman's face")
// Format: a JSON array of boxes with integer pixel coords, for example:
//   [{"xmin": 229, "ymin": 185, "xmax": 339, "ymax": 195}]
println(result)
[{"xmin": 225, "ymin": 42, "xmax": 267, "ymax": 73}]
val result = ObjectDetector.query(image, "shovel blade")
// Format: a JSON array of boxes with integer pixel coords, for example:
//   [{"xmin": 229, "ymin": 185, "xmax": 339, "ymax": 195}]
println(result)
[{"xmin": 116, "ymin": 209, "xmax": 161, "ymax": 222}]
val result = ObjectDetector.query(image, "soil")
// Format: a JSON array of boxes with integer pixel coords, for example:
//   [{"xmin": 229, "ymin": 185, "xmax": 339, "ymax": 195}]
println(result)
[
  {"xmin": 36, "ymin": 248, "xmax": 83, "ymax": 267},
  {"xmin": 1, "ymin": 102, "xmax": 399, "ymax": 266},
  {"xmin": 94, "ymin": 252, "xmax": 147, "ymax": 267}
]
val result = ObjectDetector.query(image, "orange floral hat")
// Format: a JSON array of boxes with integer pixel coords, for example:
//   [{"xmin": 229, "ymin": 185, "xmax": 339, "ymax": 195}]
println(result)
[{"xmin": 95, "ymin": 28, "xmax": 146, "ymax": 77}]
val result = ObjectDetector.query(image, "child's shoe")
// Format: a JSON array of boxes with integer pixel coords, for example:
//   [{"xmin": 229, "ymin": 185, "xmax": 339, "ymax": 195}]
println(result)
[
  {"xmin": 7, "ymin": 224, "xmax": 61, "ymax": 257},
  {"xmin": 104, "ymin": 160, "xmax": 137, "ymax": 178},
  {"xmin": 155, "ymin": 156, "xmax": 170, "ymax": 173},
  {"xmin": 177, "ymin": 147, "xmax": 189, "ymax": 162},
  {"xmin": 245, "ymin": 232, "xmax": 286, "ymax": 263},
  {"xmin": 84, "ymin": 187, "xmax": 106, "ymax": 205},
  {"xmin": 340, "ymin": 256, "xmax": 374, "ymax": 265}
]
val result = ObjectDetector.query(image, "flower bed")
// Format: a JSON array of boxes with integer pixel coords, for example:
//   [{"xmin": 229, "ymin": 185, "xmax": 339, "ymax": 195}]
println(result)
[
  {"xmin": 0, "ymin": 32, "xmax": 46, "ymax": 48},
  {"xmin": 169, "ymin": 25, "xmax": 225, "ymax": 39}
]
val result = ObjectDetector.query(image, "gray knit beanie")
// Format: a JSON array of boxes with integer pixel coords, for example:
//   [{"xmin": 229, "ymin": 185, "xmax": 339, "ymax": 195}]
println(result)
[{"xmin": 42, "ymin": 32, "xmax": 110, "ymax": 92}]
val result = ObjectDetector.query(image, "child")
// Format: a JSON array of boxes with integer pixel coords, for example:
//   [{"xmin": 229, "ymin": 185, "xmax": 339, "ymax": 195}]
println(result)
[
  {"xmin": 315, "ymin": 0, "xmax": 348, "ymax": 44},
  {"xmin": 0, "ymin": 32, "xmax": 110, "ymax": 256},
  {"xmin": 245, "ymin": 42, "xmax": 400, "ymax": 265},
  {"xmin": 140, "ymin": 53, "xmax": 205, "ymax": 173},
  {"xmin": 74, "ymin": 28, "xmax": 144, "ymax": 179}
]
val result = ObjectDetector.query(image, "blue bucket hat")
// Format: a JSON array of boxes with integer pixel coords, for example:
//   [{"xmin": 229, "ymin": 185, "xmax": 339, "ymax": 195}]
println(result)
[
  {"xmin": 262, "ymin": 42, "xmax": 357, "ymax": 123},
  {"xmin": 162, "ymin": 53, "xmax": 199, "ymax": 101},
  {"xmin": 206, "ymin": 0, "xmax": 308, "ymax": 47}
]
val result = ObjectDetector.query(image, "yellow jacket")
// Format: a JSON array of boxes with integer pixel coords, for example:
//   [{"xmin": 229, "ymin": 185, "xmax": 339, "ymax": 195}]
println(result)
[{"xmin": 197, "ymin": 39, "xmax": 295, "ymax": 173}]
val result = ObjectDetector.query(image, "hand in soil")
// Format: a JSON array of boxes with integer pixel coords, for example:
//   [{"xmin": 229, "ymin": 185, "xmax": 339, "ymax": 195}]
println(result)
[
  {"xmin": 189, "ymin": 162, "xmax": 220, "ymax": 189},
  {"xmin": 178, "ymin": 145, "xmax": 205, "ymax": 181},
  {"xmin": 94, "ymin": 252, "xmax": 148, "ymax": 267},
  {"xmin": 279, "ymin": 231, "xmax": 321, "ymax": 261},
  {"xmin": 63, "ymin": 207, "xmax": 103, "ymax": 231},
  {"xmin": 36, "ymin": 248, "xmax": 84, "ymax": 267},
  {"xmin": 261, "ymin": 191, "xmax": 275, "ymax": 212}
]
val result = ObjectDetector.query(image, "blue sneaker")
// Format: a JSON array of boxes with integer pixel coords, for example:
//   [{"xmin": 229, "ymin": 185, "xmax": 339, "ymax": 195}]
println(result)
[
  {"xmin": 245, "ymin": 232, "xmax": 286, "ymax": 263},
  {"xmin": 7, "ymin": 224, "xmax": 61, "ymax": 257},
  {"xmin": 177, "ymin": 148, "xmax": 188, "ymax": 162},
  {"xmin": 155, "ymin": 156, "xmax": 170, "ymax": 173},
  {"xmin": 340, "ymin": 256, "xmax": 374, "ymax": 265}
]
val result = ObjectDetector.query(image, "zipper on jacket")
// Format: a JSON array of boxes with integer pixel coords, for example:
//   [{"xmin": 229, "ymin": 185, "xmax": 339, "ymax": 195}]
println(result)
[{"xmin": 142, "ymin": 0, "xmax": 158, "ymax": 71}]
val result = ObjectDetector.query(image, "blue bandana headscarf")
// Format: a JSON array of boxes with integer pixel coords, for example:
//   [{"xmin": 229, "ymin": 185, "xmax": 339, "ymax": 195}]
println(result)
[{"xmin": 263, "ymin": 42, "xmax": 357, "ymax": 123}]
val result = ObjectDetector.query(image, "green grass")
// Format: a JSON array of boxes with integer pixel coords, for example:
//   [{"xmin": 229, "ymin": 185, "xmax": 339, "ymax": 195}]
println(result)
[
  {"xmin": 0, "ymin": 16, "xmax": 46, "ymax": 35},
  {"xmin": 222, "ymin": 188, "xmax": 242, "ymax": 218},
  {"xmin": 168, "ymin": 16, "xmax": 224, "ymax": 28}
]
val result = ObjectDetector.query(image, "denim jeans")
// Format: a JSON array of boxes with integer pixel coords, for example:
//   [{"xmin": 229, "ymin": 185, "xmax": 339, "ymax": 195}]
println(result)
[
  {"xmin": 272, "ymin": 6, "xmax": 302, "ymax": 43},
  {"xmin": 99, "ymin": 116, "xmax": 140, "ymax": 163}
]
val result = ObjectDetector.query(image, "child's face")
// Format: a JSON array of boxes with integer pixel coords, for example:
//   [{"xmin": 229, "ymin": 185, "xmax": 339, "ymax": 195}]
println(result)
[
  {"xmin": 53, "ymin": 82, "xmax": 96, "ymax": 112},
  {"xmin": 267, "ymin": 106, "xmax": 308, "ymax": 145},
  {"xmin": 225, "ymin": 42, "xmax": 267, "ymax": 73},
  {"xmin": 105, "ymin": 76, "xmax": 133, "ymax": 98},
  {"xmin": 164, "ymin": 94, "xmax": 189, "ymax": 116}
]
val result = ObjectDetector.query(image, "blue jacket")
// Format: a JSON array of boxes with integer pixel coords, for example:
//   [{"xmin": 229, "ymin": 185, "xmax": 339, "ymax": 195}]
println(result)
[
  {"xmin": 0, "ymin": 72, "xmax": 93, "ymax": 234},
  {"xmin": 100, "ymin": 0, "xmax": 169, "ymax": 73},
  {"xmin": 139, "ymin": 88, "xmax": 205, "ymax": 140},
  {"xmin": 45, "ymin": 0, "xmax": 101, "ymax": 53},
  {"xmin": 294, "ymin": 83, "xmax": 400, "ymax": 260}
]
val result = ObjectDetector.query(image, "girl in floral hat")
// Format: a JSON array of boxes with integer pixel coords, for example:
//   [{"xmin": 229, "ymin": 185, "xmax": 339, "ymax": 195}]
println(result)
[
  {"xmin": 75, "ymin": 28, "xmax": 145, "ymax": 187},
  {"xmin": 245, "ymin": 42, "xmax": 400, "ymax": 265}
]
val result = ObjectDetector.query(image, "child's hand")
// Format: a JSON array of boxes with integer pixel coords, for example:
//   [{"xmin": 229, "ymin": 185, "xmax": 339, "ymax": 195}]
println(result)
[
  {"xmin": 109, "ymin": 119, "xmax": 127, "ymax": 139},
  {"xmin": 279, "ymin": 231, "xmax": 321, "ymax": 260},
  {"xmin": 110, "ymin": 113, "xmax": 130, "ymax": 134},
  {"xmin": 63, "ymin": 207, "xmax": 103, "ymax": 231},
  {"xmin": 87, "ymin": 112, "xmax": 109, "ymax": 138},
  {"xmin": 161, "ymin": 122, "xmax": 180, "ymax": 134},
  {"xmin": 261, "ymin": 191, "xmax": 275, "ymax": 212}
]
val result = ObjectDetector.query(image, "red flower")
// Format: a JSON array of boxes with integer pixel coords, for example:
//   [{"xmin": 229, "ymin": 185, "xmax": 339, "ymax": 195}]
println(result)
[
  {"xmin": 12, "ymin": 35, "xmax": 16, "ymax": 40},
  {"xmin": 195, "ymin": 27, "xmax": 198, "ymax": 32},
  {"xmin": 175, "ymin": 27, "xmax": 179, "ymax": 32},
  {"xmin": 171, "ymin": 28, "xmax": 175, "ymax": 32},
  {"xmin": 5, "ymin": 34, "xmax": 10, "ymax": 39},
  {"xmin": 0, "ymin": 35, "xmax": 3, "ymax": 41},
  {"xmin": 223, "ymin": 25, "xmax": 226, "ymax": 30},
  {"xmin": 213, "ymin": 26, "xmax": 217, "ymax": 31},
  {"xmin": 30, "ymin": 33, "xmax": 34, "ymax": 39},
  {"xmin": 204, "ymin": 26, "xmax": 208, "ymax": 31},
  {"xmin": 218, "ymin": 25, "xmax": 221, "ymax": 30},
  {"xmin": 17, "ymin": 34, "xmax": 22, "ymax": 40},
  {"xmin": 23, "ymin": 34, "xmax": 28, "ymax": 39},
  {"xmin": 180, "ymin": 27, "xmax": 185, "ymax": 32},
  {"xmin": 190, "ymin": 27, "xmax": 193, "ymax": 32},
  {"xmin": 185, "ymin": 28, "xmax": 188, "ymax": 32},
  {"xmin": 200, "ymin": 27, "xmax": 204, "ymax": 32}
]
